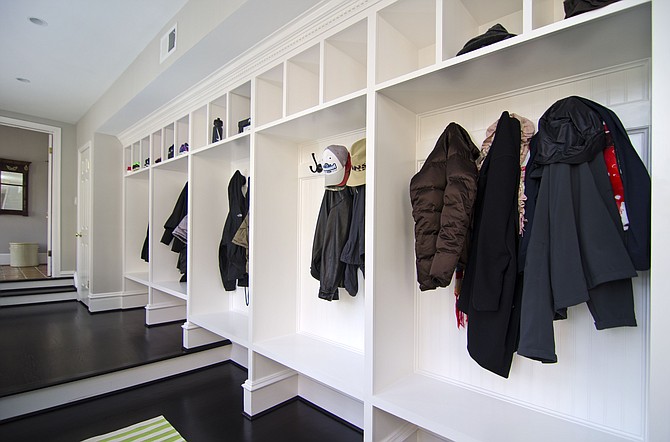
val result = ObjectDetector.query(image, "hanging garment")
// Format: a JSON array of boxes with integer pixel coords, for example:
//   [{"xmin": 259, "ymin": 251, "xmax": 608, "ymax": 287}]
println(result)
[
  {"xmin": 311, "ymin": 187, "xmax": 353, "ymax": 301},
  {"xmin": 409, "ymin": 123, "xmax": 479, "ymax": 291},
  {"xmin": 518, "ymin": 96, "xmax": 641, "ymax": 364},
  {"xmin": 141, "ymin": 225, "xmax": 149, "ymax": 262},
  {"xmin": 457, "ymin": 111, "xmax": 523, "ymax": 378},
  {"xmin": 160, "ymin": 183, "xmax": 188, "ymax": 253},
  {"xmin": 340, "ymin": 185, "xmax": 365, "ymax": 296},
  {"xmin": 219, "ymin": 171, "xmax": 248, "ymax": 291},
  {"xmin": 172, "ymin": 215, "xmax": 188, "ymax": 244},
  {"xmin": 231, "ymin": 213, "xmax": 249, "ymax": 274}
]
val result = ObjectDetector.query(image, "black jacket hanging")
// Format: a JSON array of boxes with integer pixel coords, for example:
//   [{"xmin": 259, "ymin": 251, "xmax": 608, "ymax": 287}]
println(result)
[
  {"xmin": 161, "ymin": 183, "xmax": 188, "ymax": 253},
  {"xmin": 311, "ymin": 187, "xmax": 353, "ymax": 301},
  {"xmin": 458, "ymin": 111, "xmax": 522, "ymax": 378},
  {"xmin": 219, "ymin": 171, "xmax": 248, "ymax": 291},
  {"xmin": 518, "ymin": 96, "xmax": 640, "ymax": 364},
  {"xmin": 340, "ymin": 185, "xmax": 365, "ymax": 296}
]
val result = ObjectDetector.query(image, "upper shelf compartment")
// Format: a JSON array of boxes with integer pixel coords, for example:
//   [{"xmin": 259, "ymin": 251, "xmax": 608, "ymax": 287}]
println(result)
[
  {"xmin": 255, "ymin": 63, "xmax": 284, "ymax": 127},
  {"xmin": 377, "ymin": 0, "xmax": 650, "ymax": 114},
  {"xmin": 324, "ymin": 19, "xmax": 368, "ymax": 103},
  {"xmin": 376, "ymin": 0, "xmax": 436, "ymax": 84},
  {"xmin": 442, "ymin": 0, "xmax": 522, "ymax": 61},
  {"xmin": 286, "ymin": 44, "xmax": 321, "ymax": 116}
]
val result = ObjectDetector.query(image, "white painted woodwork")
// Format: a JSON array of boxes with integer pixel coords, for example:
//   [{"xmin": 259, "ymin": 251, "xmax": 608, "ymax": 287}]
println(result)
[{"xmin": 117, "ymin": 1, "xmax": 663, "ymax": 440}]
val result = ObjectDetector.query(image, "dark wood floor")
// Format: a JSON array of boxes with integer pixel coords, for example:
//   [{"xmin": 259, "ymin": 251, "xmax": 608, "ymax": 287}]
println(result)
[
  {"xmin": 0, "ymin": 362, "xmax": 363, "ymax": 442},
  {"xmin": 0, "ymin": 301, "xmax": 184, "ymax": 397},
  {"xmin": 0, "ymin": 301, "xmax": 363, "ymax": 440}
]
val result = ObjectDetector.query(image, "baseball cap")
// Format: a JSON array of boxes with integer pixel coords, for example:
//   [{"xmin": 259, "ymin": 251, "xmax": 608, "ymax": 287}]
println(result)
[
  {"xmin": 347, "ymin": 138, "xmax": 366, "ymax": 187},
  {"xmin": 323, "ymin": 144, "xmax": 351, "ymax": 188}
]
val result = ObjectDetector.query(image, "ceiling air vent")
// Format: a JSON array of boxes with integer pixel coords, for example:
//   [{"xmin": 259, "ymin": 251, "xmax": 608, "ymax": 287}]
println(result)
[{"xmin": 160, "ymin": 24, "xmax": 177, "ymax": 63}]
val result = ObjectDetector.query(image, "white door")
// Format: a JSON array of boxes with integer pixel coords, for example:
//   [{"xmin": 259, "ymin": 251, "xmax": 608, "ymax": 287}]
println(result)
[{"xmin": 76, "ymin": 143, "xmax": 91, "ymax": 302}]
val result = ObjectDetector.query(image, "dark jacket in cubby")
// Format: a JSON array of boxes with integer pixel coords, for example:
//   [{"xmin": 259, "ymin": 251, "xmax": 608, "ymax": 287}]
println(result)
[
  {"xmin": 311, "ymin": 187, "xmax": 353, "ymax": 301},
  {"xmin": 409, "ymin": 123, "xmax": 479, "ymax": 291},
  {"xmin": 219, "ymin": 171, "xmax": 249, "ymax": 291},
  {"xmin": 518, "ymin": 96, "xmax": 643, "ymax": 364},
  {"xmin": 457, "ymin": 112, "xmax": 522, "ymax": 378}
]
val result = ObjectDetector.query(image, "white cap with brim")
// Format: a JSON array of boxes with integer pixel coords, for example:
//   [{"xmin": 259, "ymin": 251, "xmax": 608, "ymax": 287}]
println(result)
[{"xmin": 323, "ymin": 144, "xmax": 351, "ymax": 188}]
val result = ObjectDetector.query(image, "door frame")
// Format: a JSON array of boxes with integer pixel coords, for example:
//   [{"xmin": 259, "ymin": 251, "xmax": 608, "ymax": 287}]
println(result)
[
  {"xmin": 0, "ymin": 115, "xmax": 62, "ymax": 277},
  {"xmin": 76, "ymin": 141, "xmax": 92, "ymax": 301}
]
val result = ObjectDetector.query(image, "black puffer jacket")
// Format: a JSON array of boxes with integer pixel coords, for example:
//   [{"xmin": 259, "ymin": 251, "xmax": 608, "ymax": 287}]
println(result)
[
  {"xmin": 409, "ymin": 123, "xmax": 479, "ymax": 291},
  {"xmin": 219, "ymin": 171, "xmax": 248, "ymax": 291}
]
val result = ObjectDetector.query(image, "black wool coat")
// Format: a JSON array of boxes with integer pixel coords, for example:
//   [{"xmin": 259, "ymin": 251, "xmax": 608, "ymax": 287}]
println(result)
[{"xmin": 457, "ymin": 111, "xmax": 522, "ymax": 378}]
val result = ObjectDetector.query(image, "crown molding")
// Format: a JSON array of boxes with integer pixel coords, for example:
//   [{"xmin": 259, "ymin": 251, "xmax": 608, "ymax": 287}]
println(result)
[{"xmin": 118, "ymin": 0, "xmax": 377, "ymax": 146}]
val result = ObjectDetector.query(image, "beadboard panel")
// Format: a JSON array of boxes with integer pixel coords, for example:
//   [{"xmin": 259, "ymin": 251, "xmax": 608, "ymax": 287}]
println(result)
[{"xmin": 414, "ymin": 62, "xmax": 650, "ymax": 437}]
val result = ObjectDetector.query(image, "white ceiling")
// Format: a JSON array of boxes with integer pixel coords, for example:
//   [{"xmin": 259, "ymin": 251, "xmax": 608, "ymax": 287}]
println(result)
[
  {"xmin": 0, "ymin": 0, "xmax": 325, "ymax": 135},
  {"xmin": 0, "ymin": 0, "xmax": 189, "ymax": 125}
]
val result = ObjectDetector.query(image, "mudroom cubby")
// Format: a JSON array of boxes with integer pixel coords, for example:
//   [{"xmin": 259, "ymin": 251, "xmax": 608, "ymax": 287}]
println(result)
[
  {"xmin": 114, "ymin": 0, "xmax": 663, "ymax": 440},
  {"xmin": 190, "ymin": 105, "xmax": 208, "ymax": 151},
  {"xmin": 175, "ymin": 115, "xmax": 189, "ymax": 155},
  {"xmin": 254, "ymin": 64, "xmax": 284, "ymax": 127},
  {"xmin": 371, "ymin": 17, "xmax": 650, "ymax": 442},
  {"xmin": 440, "ymin": 0, "xmax": 522, "ymax": 61},
  {"xmin": 150, "ymin": 129, "xmax": 162, "ymax": 164},
  {"xmin": 208, "ymin": 93, "xmax": 228, "ymax": 141},
  {"xmin": 123, "ymin": 170, "xmax": 150, "ymax": 284},
  {"xmin": 323, "ymin": 18, "xmax": 368, "ymax": 103},
  {"xmin": 250, "ymin": 95, "xmax": 367, "ymax": 402},
  {"xmin": 229, "ymin": 81, "xmax": 252, "ymax": 137},
  {"xmin": 163, "ymin": 122, "xmax": 175, "ymax": 160},
  {"xmin": 286, "ymin": 44, "xmax": 320, "ymax": 116},
  {"xmin": 188, "ymin": 136, "xmax": 251, "ymax": 348},
  {"xmin": 149, "ymin": 155, "xmax": 188, "ymax": 324},
  {"xmin": 140, "ymin": 136, "xmax": 150, "ymax": 169},
  {"xmin": 376, "ymin": 0, "xmax": 436, "ymax": 84}
]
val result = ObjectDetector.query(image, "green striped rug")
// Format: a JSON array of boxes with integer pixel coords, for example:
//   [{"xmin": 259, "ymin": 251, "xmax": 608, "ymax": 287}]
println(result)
[{"xmin": 82, "ymin": 415, "xmax": 185, "ymax": 441}]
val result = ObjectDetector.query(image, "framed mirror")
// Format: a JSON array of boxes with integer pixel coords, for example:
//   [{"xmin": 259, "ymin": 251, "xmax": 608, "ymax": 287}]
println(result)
[{"xmin": 0, "ymin": 158, "xmax": 30, "ymax": 216}]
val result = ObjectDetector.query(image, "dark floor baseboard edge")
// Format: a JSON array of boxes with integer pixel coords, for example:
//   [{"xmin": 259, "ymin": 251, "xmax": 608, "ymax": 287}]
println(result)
[
  {"xmin": 0, "ymin": 299, "xmax": 79, "ymax": 309},
  {"xmin": 242, "ymin": 396, "xmax": 364, "ymax": 434},
  {"xmin": 0, "ymin": 360, "xmax": 236, "ymax": 425},
  {"xmin": 1, "ymin": 340, "xmax": 233, "ymax": 399}
]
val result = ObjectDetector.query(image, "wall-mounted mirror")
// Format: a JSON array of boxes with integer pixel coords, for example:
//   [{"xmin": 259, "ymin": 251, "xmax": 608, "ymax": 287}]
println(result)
[{"xmin": 0, "ymin": 158, "xmax": 30, "ymax": 216}]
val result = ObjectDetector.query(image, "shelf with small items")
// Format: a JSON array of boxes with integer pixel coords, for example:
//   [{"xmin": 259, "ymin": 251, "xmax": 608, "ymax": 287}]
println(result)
[{"xmin": 229, "ymin": 81, "xmax": 252, "ymax": 137}]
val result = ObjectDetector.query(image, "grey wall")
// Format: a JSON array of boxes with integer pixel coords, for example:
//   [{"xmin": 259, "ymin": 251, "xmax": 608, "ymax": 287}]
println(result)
[
  {"xmin": 0, "ymin": 126, "xmax": 48, "ymax": 254},
  {"xmin": 90, "ymin": 133, "xmax": 123, "ymax": 294},
  {"xmin": 0, "ymin": 110, "xmax": 77, "ymax": 272}
]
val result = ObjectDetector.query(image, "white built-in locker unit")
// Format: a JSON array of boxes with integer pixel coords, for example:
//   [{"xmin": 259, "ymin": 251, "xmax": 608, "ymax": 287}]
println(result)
[{"xmin": 119, "ymin": 0, "xmax": 669, "ymax": 440}]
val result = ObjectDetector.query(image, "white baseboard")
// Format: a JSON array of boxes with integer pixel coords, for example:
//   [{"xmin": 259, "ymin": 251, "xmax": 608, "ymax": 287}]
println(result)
[
  {"xmin": 182, "ymin": 321, "xmax": 227, "ymax": 349},
  {"xmin": 298, "ymin": 375, "xmax": 364, "ymax": 429},
  {"xmin": 87, "ymin": 290, "xmax": 148, "ymax": 312},
  {"xmin": 0, "ymin": 346, "xmax": 231, "ymax": 421},
  {"xmin": 146, "ymin": 300, "xmax": 186, "ymax": 325},
  {"xmin": 0, "ymin": 252, "xmax": 48, "ymax": 266}
]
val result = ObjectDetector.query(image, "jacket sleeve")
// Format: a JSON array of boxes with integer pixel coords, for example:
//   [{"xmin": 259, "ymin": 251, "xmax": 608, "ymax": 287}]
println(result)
[{"xmin": 430, "ymin": 153, "xmax": 478, "ymax": 288}]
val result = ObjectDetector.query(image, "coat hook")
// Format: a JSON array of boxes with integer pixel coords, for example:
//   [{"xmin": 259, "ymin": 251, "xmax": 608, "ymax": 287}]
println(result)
[{"xmin": 309, "ymin": 152, "xmax": 323, "ymax": 173}]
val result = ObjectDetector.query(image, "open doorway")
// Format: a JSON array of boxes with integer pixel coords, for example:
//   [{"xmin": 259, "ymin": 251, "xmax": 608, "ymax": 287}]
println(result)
[{"xmin": 0, "ymin": 116, "xmax": 62, "ymax": 278}]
